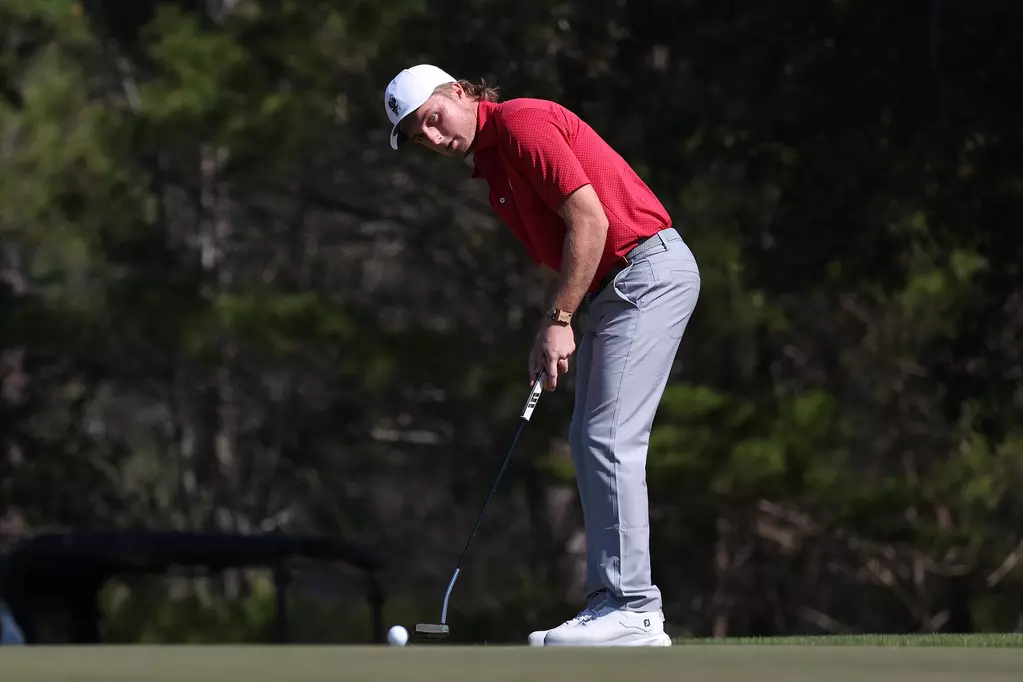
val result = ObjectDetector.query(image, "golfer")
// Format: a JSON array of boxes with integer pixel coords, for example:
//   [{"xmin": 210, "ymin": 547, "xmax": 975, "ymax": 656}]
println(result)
[{"xmin": 384, "ymin": 64, "xmax": 700, "ymax": 646}]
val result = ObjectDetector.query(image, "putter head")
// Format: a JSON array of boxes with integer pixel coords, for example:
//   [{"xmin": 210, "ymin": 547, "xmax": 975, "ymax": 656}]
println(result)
[{"xmin": 415, "ymin": 623, "xmax": 450, "ymax": 639}]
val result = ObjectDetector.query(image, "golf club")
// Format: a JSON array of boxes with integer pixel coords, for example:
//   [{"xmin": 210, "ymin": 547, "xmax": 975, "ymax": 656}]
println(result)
[{"xmin": 415, "ymin": 369, "xmax": 547, "ymax": 641}]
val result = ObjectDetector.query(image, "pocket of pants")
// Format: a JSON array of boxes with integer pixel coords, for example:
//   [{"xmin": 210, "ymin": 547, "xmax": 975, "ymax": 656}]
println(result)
[
  {"xmin": 645, "ymin": 250, "xmax": 699, "ymax": 280},
  {"xmin": 611, "ymin": 261, "xmax": 654, "ymax": 308}
]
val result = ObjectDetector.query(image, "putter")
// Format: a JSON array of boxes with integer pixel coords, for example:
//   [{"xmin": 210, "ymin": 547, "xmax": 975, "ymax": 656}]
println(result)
[{"xmin": 415, "ymin": 370, "xmax": 547, "ymax": 641}]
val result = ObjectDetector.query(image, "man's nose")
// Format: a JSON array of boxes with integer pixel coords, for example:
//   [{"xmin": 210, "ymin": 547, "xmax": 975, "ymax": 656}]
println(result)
[{"xmin": 425, "ymin": 128, "xmax": 444, "ymax": 146}]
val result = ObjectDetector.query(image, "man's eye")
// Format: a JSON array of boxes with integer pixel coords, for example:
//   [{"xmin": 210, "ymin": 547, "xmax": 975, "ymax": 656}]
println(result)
[{"xmin": 428, "ymin": 113, "xmax": 438, "ymax": 123}]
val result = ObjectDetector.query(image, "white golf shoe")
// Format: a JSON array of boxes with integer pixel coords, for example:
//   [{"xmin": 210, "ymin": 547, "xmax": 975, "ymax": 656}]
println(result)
[
  {"xmin": 542, "ymin": 602, "xmax": 672, "ymax": 647},
  {"xmin": 526, "ymin": 599, "xmax": 610, "ymax": 646},
  {"xmin": 527, "ymin": 629, "xmax": 549, "ymax": 646}
]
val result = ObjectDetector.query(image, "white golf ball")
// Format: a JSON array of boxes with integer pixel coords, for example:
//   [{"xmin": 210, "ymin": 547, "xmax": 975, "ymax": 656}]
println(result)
[{"xmin": 387, "ymin": 625, "xmax": 408, "ymax": 646}]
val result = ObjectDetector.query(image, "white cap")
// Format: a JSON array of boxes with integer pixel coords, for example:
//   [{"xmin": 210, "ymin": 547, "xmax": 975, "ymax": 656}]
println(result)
[{"xmin": 384, "ymin": 64, "xmax": 456, "ymax": 150}]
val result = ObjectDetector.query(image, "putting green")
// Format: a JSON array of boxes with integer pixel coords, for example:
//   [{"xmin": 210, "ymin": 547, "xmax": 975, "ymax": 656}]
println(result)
[
  {"xmin": 679, "ymin": 633, "xmax": 1023, "ymax": 647},
  {"xmin": 3, "ymin": 641, "xmax": 1023, "ymax": 682}
]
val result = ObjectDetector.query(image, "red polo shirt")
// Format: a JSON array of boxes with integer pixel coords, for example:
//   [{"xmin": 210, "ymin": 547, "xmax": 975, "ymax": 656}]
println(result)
[{"xmin": 470, "ymin": 98, "xmax": 672, "ymax": 291}]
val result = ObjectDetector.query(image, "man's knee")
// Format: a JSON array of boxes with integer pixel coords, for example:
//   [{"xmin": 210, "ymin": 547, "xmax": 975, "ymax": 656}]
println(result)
[
  {"xmin": 575, "ymin": 419, "xmax": 607, "ymax": 453},
  {"xmin": 568, "ymin": 409, "xmax": 588, "ymax": 463}
]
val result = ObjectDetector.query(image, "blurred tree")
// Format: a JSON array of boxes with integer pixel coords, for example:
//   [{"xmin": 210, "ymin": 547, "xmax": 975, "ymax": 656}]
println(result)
[{"xmin": 1, "ymin": 0, "xmax": 1021, "ymax": 642}]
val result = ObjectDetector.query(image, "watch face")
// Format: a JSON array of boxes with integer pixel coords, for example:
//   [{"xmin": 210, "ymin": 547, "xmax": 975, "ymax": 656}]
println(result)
[{"xmin": 548, "ymin": 309, "xmax": 571, "ymax": 323}]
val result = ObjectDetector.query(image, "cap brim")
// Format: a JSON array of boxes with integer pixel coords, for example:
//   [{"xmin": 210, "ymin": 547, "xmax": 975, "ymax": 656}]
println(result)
[
  {"xmin": 390, "ymin": 123, "xmax": 409, "ymax": 150},
  {"xmin": 388, "ymin": 96, "xmax": 430, "ymax": 151}
]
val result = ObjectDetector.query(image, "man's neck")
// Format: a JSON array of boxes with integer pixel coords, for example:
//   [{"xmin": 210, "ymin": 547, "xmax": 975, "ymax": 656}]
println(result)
[{"xmin": 464, "ymin": 100, "xmax": 478, "ymax": 162}]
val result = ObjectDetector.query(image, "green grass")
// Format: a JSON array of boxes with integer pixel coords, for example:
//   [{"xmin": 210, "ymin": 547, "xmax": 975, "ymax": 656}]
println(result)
[
  {"xmin": 676, "ymin": 633, "xmax": 1023, "ymax": 647},
  {"xmin": 3, "ymin": 638, "xmax": 1023, "ymax": 682}
]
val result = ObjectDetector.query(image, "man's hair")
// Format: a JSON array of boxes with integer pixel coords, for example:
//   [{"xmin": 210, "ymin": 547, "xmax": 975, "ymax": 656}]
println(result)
[{"xmin": 435, "ymin": 78, "xmax": 500, "ymax": 103}]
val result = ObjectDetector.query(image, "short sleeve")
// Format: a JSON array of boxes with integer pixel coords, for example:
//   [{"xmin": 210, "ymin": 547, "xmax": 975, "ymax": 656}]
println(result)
[{"xmin": 499, "ymin": 109, "xmax": 591, "ymax": 215}]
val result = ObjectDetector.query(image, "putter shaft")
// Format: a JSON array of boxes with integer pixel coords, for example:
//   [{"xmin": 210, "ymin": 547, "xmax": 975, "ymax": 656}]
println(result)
[
  {"xmin": 429, "ymin": 371, "xmax": 546, "ymax": 630},
  {"xmin": 440, "ymin": 567, "xmax": 460, "ymax": 623}
]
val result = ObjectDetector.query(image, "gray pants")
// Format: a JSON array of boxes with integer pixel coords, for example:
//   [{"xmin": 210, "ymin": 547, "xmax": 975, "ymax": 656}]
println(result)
[{"xmin": 569, "ymin": 227, "xmax": 700, "ymax": 613}]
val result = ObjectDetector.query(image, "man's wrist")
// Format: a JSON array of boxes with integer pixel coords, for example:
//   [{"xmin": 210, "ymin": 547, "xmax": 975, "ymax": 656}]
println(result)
[{"xmin": 544, "ymin": 306, "xmax": 573, "ymax": 326}]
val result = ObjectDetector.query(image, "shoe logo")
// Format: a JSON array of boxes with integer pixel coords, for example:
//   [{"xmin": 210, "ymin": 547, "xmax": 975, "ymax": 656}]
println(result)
[{"xmin": 644, "ymin": 618, "xmax": 650, "ymax": 628}]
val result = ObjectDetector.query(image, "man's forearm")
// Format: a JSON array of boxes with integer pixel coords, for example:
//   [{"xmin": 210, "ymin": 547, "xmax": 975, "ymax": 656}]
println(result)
[
  {"xmin": 543, "ymin": 276, "xmax": 561, "ymax": 310},
  {"xmin": 547, "ymin": 217, "xmax": 608, "ymax": 314}
]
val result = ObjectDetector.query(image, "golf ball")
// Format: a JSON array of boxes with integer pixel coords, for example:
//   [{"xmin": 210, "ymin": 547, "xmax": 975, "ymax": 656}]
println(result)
[{"xmin": 387, "ymin": 625, "xmax": 408, "ymax": 646}]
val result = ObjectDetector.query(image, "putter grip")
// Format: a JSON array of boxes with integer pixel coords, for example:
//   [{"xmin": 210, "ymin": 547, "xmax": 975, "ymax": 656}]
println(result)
[{"xmin": 521, "ymin": 371, "xmax": 545, "ymax": 421}]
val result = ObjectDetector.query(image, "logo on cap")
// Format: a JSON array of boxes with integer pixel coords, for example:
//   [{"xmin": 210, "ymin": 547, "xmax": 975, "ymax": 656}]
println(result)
[{"xmin": 388, "ymin": 95, "xmax": 400, "ymax": 116}]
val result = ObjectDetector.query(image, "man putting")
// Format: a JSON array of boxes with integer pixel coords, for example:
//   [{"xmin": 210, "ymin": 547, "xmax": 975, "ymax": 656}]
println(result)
[{"xmin": 384, "ymin": 64, "xmax": 700, "ymax": 646}]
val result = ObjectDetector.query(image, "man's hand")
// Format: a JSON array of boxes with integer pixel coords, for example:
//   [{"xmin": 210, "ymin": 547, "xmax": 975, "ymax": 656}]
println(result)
[{"xmin": 529, "ymin": 321, "xmax": 576, "ymax": 391}]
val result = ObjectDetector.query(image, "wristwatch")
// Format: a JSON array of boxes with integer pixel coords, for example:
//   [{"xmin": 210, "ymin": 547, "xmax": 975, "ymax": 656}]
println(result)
[{"xmin": 546, "ymin": 307, "xmax": 573, "ymax": 325}]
